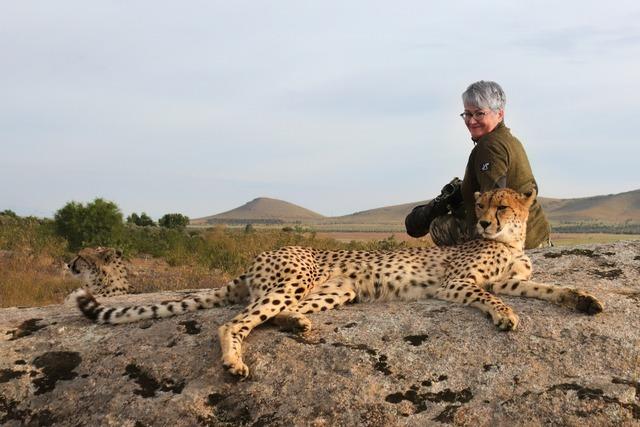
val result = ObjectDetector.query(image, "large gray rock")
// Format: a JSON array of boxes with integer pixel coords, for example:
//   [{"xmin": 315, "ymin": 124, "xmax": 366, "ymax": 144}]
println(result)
[{"xmin": 1, "ymin": 241, "xmax": 639, "ymax": 426}]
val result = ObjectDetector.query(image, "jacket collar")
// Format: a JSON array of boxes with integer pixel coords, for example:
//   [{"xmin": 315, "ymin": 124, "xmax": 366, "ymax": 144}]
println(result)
[{"xmin": 472, "ymin": 120, "xmax": 506, "ymax": 144}]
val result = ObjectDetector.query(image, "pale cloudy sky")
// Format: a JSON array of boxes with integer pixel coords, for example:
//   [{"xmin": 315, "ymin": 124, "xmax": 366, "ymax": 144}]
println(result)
[{"xmin": 2, "ymin": 1, "xmax": 639, "ymax": 218}]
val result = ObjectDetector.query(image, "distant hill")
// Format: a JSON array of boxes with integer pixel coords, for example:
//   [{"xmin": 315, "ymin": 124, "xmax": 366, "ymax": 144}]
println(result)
[
  {"xmin": 539, "ymin": 189, "xmax": 640, "ymax": 223},
  {"xmin": 329, "ymin": 200, "xmax": 427, "ymax": 224},
  {"xmin": 337, "ymin": 190, "xmax": 640, "ymax": 226},
  {"xmin": 192, "ymin": 189, "xmax": 640, "ymax": 230},
  {"xmin": 191, "ymin": 197, "xmax": 325, "ymax": 225}
]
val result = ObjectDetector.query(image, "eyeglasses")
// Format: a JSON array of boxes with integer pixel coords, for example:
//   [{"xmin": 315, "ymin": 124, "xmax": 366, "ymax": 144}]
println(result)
[{"xmin": 459, "ymin": 111, "xmax": 488, "ymax": 121}]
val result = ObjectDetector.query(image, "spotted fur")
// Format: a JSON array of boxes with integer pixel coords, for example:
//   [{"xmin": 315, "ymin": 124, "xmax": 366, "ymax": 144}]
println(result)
[
  {"xmin": 67, "ymin": 247, "xmax": 131, "ymax": 297},
  {"xmin": 73, "ymin": 189, "xmax": 603, "ymax": 377}
]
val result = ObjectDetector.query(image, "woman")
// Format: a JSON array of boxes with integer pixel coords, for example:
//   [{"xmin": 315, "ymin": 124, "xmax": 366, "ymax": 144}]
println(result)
[{"xmin": 405, "ymin": 81, "xmax": 551, "ymax": 249}]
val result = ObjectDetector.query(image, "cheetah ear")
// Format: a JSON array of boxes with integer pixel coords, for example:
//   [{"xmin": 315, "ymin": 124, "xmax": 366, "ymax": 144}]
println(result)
[
  {"xmin": 521, "ymin": 188, "xmax": 537, "ymax": 209},
  {"xmin": 115, "ymin": 249, "xmax": 123, "ymax": 258},
  {"xmin": 100, "ymin": 248, "xmax": 116, "ymax": 263},
  {"xmin": 474, "ymin": 191, "xmax": 482, "ymax": 202}
]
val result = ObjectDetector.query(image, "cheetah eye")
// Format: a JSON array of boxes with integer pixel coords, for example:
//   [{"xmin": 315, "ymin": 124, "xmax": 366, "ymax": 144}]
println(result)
[
  {"xmin": 497, "ymin": 205, "xmax": 508, "ymax": 211},
  {"xmin": 476, "ymin": 204, "xmax": 484, "ymax": 209}
]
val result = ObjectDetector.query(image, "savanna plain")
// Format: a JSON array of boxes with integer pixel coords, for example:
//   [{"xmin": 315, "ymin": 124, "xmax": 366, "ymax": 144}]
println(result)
[{"xmin": 1, "ymin": 213, "xmax": 638, "ymax": 309}]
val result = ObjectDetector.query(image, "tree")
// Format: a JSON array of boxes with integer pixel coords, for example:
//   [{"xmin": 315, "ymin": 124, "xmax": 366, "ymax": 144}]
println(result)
[
  {"xmin": 158, "ymin": 213, "xmax": 189, "ymax": 230},
  {"xmin": 138, "ymin": 213, "xmax": 155, "ymax": 227},
  {"xmin": 54, "ymin": 198, "xmax": 124, "ymax": 250},
  {"xmin": 126, "ymin": 213, "xmax": 140, "ymax": 225},
  {"xmin": 127, "ymin": 212, "xmax": 156, "ymax": 227}
]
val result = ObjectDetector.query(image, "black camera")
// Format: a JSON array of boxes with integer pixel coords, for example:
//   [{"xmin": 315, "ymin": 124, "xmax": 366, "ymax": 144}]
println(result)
[{"xmin": 405, "ymin": 177, "xmax": 463, "ymax": 238}]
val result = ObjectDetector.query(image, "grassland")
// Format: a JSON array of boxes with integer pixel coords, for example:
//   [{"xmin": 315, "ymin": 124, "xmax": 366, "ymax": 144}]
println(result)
[
  {"xmin": 0, "ymin": 220, "xmax": 426, "ymax": 308},
  {"xmin": 2, "ymin": 215, "xmax": 638, "ymax": 309}
]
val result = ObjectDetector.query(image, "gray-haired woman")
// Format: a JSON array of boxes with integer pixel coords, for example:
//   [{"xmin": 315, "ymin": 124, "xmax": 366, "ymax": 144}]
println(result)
[{"xmin": 405, "ymin": 80, "xmax": 551, "ymax": 249}]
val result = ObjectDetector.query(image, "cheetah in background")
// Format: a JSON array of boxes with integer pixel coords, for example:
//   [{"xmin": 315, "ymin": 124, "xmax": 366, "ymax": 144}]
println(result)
[
  {"xmin": 73, "ymin": 188, "xmax": 603, "ymax": 377},
  {"xmin": 67, "ymin": 247, "xmax": 132, "ymax": 297}
]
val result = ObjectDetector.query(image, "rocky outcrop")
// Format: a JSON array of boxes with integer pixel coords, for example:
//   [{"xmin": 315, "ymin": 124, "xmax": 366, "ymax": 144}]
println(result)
[{"xmin": 1, "ymin": 241, "xmax": 639, "ymax": 426}]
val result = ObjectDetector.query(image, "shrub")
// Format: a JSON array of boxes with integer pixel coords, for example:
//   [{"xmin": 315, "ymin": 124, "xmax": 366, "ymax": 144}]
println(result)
[
  {"xmin": 53, "ymin": 198, "xmax": 124, "ymax": 251},
  {"xmin": 159, "ymin": 213, "xmax": 190, "ymax": 229},
  {"xmin": 127, "ymin": 212, "xmax": 156, "ymax": 227}
]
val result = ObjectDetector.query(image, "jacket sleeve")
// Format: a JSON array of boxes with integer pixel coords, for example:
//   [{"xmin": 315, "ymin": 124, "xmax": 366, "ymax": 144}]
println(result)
[{"xmin": 475, "ymin": 139, "xmax": 510, "ymax": 191}]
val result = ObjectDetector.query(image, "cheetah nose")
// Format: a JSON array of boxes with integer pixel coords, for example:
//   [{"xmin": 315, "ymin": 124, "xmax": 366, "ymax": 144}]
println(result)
[{"xmin": 479, "ymin": 220, "xmax": 491, "ymax": 229}]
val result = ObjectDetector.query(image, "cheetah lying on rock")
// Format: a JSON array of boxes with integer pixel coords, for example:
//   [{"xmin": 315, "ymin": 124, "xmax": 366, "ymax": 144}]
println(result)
[{"xmin": 73, "ymin": 188, "xmax": 603, "ymax": 377}]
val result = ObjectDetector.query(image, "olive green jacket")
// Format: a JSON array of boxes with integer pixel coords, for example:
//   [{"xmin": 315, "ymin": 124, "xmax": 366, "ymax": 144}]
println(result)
[{"xmin": 461, "ymin": 121, "xmax": 550, "ymax": 249}]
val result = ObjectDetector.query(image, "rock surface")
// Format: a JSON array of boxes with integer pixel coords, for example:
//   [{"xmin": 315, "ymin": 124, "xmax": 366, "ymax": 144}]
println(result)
[{"xmin": 1, "ymin": 241, "xmax": 639, "ymax": 426}]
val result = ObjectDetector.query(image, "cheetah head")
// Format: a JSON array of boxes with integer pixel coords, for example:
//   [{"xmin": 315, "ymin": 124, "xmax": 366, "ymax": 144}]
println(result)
[
  {"xmin": 474, "ymin": 188, "xmax": 536, "ymax": 247},
  {"xmin": 67, "ymin": 247, "xmax": 124, "ymax": 284}
]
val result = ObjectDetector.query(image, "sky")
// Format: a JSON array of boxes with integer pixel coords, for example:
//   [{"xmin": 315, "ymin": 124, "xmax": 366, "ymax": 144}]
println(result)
[{"xmin": 2, "ymin": 1, "xmax": 639, "ymax": 219}]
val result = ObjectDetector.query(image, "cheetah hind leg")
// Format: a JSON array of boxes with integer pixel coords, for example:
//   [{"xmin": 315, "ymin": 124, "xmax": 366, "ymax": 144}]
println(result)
[
  {"xmin": 272, "ymin": 278, "xmax": 358, "ymax": 332},
  {"xmin": 272, "ymin": 311, "xmax": 312, "ymax": 332},
  {"xmin": 294, "ymin": 277, "xmax": 357, "ymax": 315}
]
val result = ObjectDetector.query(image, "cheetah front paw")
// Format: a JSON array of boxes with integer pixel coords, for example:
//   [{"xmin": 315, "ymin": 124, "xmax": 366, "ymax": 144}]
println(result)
[
  {"xmin": 493, "ymin": 309, "xmax": 519, "ymax": 331},
  {"xmin": 572, "ymin": 292, "xmax": 604, "ymax": 315},
  {"xmin": 222, "ymin": 356, "xmax": 250, "ymax": 378}
]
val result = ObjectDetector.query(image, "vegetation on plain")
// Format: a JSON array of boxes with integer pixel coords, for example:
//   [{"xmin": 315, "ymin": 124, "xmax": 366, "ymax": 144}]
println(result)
[
  {"xmin": 0, "ymin": 202, "xmax": 414, "ymax": 308},
  {"xmin": 2, "ymin": 195, "xmax": 639, "ymax": 308}
]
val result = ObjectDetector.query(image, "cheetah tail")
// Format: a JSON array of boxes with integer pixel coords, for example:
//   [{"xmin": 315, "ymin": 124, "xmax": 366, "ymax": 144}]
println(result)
[{"xmin": 72, "ymin": 279, "xmax": 246, "ymax": 325}]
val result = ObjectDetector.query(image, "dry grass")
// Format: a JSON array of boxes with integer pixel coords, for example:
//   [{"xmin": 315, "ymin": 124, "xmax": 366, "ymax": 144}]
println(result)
[
  {"xmin": 550, "ymin": 233, "xmax": 640, "ymax": 246},
  {"xmin": 0, "ymin": 252, "xmax": 79, "ymax": 308},
  {"xmin": 3, "ymin": 224, "xmax": 636, "ymax": 309},
  {"xmin": 127, "ymin": 257, "xmax": 231, "ymax": 294}
]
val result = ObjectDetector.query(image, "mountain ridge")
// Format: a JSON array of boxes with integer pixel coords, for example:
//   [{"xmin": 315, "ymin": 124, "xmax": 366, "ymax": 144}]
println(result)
[{"xmin": 192, "ymin": 189, "xmax": 640, "ymax": 226}]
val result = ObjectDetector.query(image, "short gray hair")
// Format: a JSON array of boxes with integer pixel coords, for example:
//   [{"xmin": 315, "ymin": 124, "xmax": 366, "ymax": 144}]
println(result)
[{"xmin": 462, "ymin": 81, "xmax": 506, "ymax": 111}]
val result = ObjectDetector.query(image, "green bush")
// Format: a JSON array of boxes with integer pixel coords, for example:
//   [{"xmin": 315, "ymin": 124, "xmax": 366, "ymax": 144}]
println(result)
[
  {"xmin": 127, "ymin": 212, "xmax": 156, "ymax": 227},
  {"xmin": 159, "ymin": 213, "xmax": 190, "ymax": 229},
  {"xmin": 53, "ymin": 198, "xmax": 124, "ymax": 251}
]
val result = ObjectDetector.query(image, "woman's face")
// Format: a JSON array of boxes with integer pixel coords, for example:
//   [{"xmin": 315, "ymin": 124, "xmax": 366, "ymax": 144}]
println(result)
[{"xmin": 463, "ymin": 103, "xmax": 504, "ymax": 140}]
